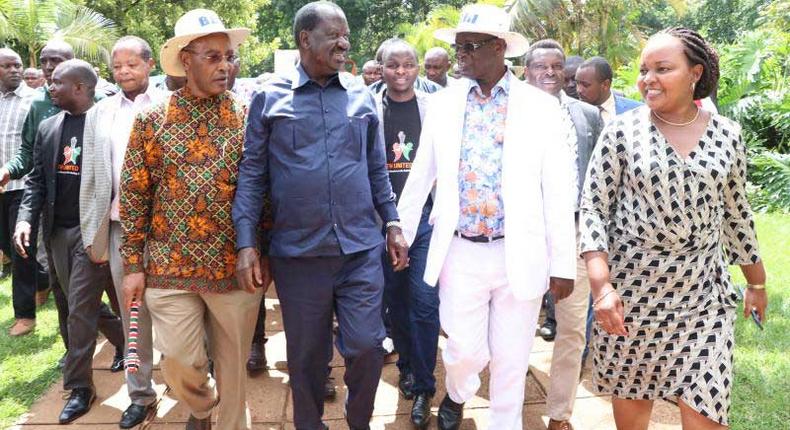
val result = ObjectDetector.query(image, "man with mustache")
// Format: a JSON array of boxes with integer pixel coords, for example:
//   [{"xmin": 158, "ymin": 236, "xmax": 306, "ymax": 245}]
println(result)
[
  {"xmin": 234, "ymin": 2, "xmax": 409, "ymax": 428},
  {"xmin": 120, "ymin": 9, "xmax": 261, "ymax": 429}
]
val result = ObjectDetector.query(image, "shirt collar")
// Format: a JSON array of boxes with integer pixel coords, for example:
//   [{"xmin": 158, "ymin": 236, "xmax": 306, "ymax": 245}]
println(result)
[
  {"xmin": 292, "ymin": 63, "xmax": 348, "ymax": 90},
  {"xmin": 118, "ymin": 82, "xmax": 160, "ymax": 106},
  {"xmin": 468, "ymin": 68, "xmax": 512, "ymax": 99},
  {"xmin": 601, "ymin": 91, "xmax": 616, "ymax": 114}
]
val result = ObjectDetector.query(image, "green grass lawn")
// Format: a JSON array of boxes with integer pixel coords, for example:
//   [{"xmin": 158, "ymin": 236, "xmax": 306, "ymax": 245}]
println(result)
[
  {"xmin": 0, "ymin": 278, "xmax": 65, "ymax": 429},
  {"xmin": 0, "ymin": 213, "xmax": 787, "ymax": 428}
]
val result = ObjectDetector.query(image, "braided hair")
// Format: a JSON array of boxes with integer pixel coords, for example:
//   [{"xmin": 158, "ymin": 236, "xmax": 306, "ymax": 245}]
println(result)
[{"xmin": 660, "ymin": 27, "xmax": 719, "ymax": 100}]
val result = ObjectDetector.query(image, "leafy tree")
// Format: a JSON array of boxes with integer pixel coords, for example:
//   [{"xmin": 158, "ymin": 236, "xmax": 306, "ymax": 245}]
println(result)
[
  {"xmin": 84, "ymin": 0, "xmax": 278, "ymax": 76},
  {"xmin": 0, "ymin": 0, "xmax": 118, "ymax": 67},
  {"xmin": 681, "ymin": 0, "xmax": 772, "ymax": 44}
]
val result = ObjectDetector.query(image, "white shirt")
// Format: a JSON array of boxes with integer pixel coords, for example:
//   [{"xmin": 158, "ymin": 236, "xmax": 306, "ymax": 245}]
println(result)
[
  {"xmin": 599, "ymin": 91, "xmax": 616, "ymax": 124},
  {"xmin": 110, "ymin": 85, "xmax": 164, "ymax": 221}
]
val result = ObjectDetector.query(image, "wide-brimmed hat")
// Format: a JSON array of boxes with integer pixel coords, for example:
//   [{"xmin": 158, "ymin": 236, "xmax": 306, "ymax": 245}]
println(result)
[
  {"xmin": 434, "ymin": 4, "xmax": 529, "ymax": 58},
  {"xmin": 160, "ymin": 9, "xmax": 250, "ymax": 77}
]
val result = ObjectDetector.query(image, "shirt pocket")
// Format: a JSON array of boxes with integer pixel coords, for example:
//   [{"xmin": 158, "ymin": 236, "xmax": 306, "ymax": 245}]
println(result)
[{"xmin": 346, "ymin": 116, "xmax": 366, "ymax": 162}]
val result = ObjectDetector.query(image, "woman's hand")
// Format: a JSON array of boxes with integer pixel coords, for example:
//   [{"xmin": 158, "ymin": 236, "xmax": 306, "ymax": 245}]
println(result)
[
  {"xmin": 743, "ymin": 287, "xmax": 768, "ymax": 323},
  {"xmin": 593, "ymin": 283, "xmax": 628, "ymax": 336}
]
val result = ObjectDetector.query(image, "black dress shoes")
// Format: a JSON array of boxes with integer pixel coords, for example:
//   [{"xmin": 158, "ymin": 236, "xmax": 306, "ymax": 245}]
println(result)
[
  {"xmin": 437, "ymin": 394, "xmax": 464, "ymax": 430},
  {"xmin": 246, "ymin": 340, "xmax": 268, "ymax": 374},
  {"xmin": 398, "ymin": 372, "xmax": 415, "ymax": 400},
  {"xmin": 110, "ymin": 349, "xmax": 125, "ymax": 373},
  {"xmin": 324, "ymin": 376, "xmax": 337, "ymax": 400},
  {"xmin": 410, "ymin": 393, "xmax": 432, "ymax": 429},
  {"xmin": 119, "ymin": 403, "xmax": 153, "ymax": 428},
  {"xmin": 59, "ymin": 387, "xmax": 95, "ymax": 424},
  {"xmin": 186, "ymin": 414, "xmax": 212, "ymax": 430}
]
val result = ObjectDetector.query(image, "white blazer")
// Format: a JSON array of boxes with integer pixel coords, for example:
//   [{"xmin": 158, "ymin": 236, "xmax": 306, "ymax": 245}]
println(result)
[{"xmin": 397, "ymin": 76, "xmax": 577, "ymax": 301}]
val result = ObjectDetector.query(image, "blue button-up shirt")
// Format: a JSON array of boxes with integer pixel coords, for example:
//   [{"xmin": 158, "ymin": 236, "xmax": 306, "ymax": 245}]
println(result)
[{"xmin": 233, "ymin": 65, "xmax": 398, "ymax": 257}]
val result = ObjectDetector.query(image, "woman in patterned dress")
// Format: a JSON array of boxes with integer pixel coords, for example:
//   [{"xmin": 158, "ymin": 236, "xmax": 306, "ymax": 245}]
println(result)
[{"xmin": 579, "ymin": 28, "xmax": 768, "ymax": 430}]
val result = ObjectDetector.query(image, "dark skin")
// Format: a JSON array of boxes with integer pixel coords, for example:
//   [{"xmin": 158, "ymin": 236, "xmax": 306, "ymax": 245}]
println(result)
[
  {"xmin": 575, "ymin": 65, "xmax": 611, "ymax": 106},
  {"xmin": 39, "ymin": 42, "xmax": 74, "ymax": 84},
  {"xmin": 0, "ymin": 50, "xmax": 24, "ymax": 93},
  {"xmin": 124, "ymin": 33, "xmax": 241, "ymax": 308},
  {"xmin": 237, "ymin": 6, "xmax": 410, "ymax": 295},
  {"xmin": 457, "ymin": 33, "xmax": 574, "ymax": 300},
  {"xmin": 14, "ymin": 63, "xmax": 94, "ymax": 259}
]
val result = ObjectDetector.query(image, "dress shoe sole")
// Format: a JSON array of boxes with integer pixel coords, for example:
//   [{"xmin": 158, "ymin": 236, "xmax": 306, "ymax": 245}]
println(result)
[{"xmin": 59, "ymin": 393, "xmax": 95, "ymax": 424}]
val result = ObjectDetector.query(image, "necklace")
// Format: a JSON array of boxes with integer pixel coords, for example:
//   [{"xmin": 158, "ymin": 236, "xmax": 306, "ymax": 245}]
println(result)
[{"xmin": 652, "ymin": 108, "xmax": 700, "ymax": 127}]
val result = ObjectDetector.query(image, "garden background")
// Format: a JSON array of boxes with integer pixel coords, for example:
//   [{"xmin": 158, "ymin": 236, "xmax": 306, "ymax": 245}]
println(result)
[{"xmin": 1, "ymin": 0, "xmax": 788, "ymax": 428}]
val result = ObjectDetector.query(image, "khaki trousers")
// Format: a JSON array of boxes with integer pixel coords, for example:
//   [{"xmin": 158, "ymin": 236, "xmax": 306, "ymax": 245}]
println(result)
[
  {"xmin": 546, "ymin": 233, "xmax": 591, "ymax": 421},
  {"xmin": 145, "ymin": 287, "xmax": 262, "ymax": 430}
]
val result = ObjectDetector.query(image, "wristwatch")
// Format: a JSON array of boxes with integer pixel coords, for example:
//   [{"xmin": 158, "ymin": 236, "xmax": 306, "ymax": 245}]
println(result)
[
  {"xmin": 385, "ymin": 220, "xmax": 402, "ymax": 230},
  {"xmin": 747, "ymin": 284, "xmax": 766, "ymax": 290}
]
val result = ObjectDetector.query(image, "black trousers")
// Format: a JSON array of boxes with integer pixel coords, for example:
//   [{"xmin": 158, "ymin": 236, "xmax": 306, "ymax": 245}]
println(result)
[
  {"xmin": 272, "ymin": 244, "xmax": 386, "ymax": 430},
  {"xmin": 0, "ymin": 190, "xmax": 47, "ymax": 319}
]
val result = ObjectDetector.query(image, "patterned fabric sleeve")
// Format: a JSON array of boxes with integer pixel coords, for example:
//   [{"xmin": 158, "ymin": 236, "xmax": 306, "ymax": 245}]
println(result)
[
  {"xmin": 579, "ymin": 126, "xmax": 623, "ymax": 255},
  {"xmin": 721, "ymin": 130, "xmax": 761, "ymax": 265},
  {"xmin": 119, "ymin": 111, "xmax": 161, "ymax": 273}
]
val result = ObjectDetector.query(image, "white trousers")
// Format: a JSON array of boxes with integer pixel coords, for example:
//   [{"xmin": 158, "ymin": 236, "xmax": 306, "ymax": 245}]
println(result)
[{"xmin": 439, "ymin": 236, "xmax": 542, "ymax": 430}]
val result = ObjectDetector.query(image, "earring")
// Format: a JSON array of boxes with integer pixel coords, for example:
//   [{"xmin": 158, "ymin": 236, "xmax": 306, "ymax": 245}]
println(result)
[{"xmin": 691, "ymin": 81, "xmax": 696, "ymax": 91}]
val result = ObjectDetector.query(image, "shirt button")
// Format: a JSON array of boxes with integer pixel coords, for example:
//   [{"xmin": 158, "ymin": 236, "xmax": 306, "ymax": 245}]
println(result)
[
  {"xmin": 333, "ymin": 223, "xmax": 338, "ymax": 228},
  {"xmin": 324, "ymin": 109, "xmax": 329, "ymax": 113}
]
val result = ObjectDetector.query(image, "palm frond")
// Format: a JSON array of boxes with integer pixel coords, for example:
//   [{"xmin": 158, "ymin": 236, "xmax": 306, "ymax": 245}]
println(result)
[{"xmin": 53, "ymin": 3, "xmax": 117, "ymax": 66}]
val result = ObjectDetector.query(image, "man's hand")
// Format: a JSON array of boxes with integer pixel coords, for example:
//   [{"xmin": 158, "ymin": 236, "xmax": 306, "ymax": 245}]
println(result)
[
  {"xmin": 259, "ymin": 255, "xmax": 273, "ymax": 292},
  {"xmin": 123, "ymin": 272, "xmax": 146, "ymax": 310},
  {"xmin": 549, "ymin": 277, "xmax": 574, "ymax": 302},
  {"xmin": 237, "ymin": 247, "xmax": 265, "ymax": 294},
  {"xmin": 0, "ymin": 167, "xmax": 10, "ymax": 187},
  {"xmin": 13, "ymin": 221, "xmax": 32, "ymax": 258},
  {"xmin": 386, "ymin": 226, "xmax": 409, "ymax": 271}
]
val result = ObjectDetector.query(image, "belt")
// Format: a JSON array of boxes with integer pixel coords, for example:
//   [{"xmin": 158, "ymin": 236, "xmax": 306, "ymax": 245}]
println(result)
[{"xmin": 454, "ymin": 231, "xmax": 505, "ymax": 243}]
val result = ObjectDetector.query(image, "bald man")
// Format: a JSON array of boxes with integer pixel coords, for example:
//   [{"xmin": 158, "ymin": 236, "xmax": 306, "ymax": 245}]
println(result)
[
  {"xmin": 0, "ymin": 48, "xmax": 38, "ymax": 336},
  {"xmin": 0, "ymin": 40, "xmax": 122, "ymax": 371},
  {"xmin": 423, "ymin": 47, "xmax": 457, "ymax": 88},
  {"xmin": 15, "ymin": 59, "xmax": 124, "ymax": 424}
]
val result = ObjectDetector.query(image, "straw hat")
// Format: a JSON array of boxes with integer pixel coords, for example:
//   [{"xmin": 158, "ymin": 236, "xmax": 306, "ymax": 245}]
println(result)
[
  {"xmin": 159, "ymin": 9, "xmax": 250, "ymax": 77},
  {"xmin": 434, "ymin": 4, "xmax": 529, "ymax": 58}
]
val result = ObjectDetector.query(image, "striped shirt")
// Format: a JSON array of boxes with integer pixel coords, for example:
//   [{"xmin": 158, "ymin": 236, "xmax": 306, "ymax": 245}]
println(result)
[{"xmin": 0, "ymin": 83, "xmax": 36, "ymax": 191}]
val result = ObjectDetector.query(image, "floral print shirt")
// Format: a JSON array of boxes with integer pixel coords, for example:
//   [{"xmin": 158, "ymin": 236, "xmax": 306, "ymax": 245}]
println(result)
[
  {"xmin": 456, "ymin": 71, "xmax": 511, "ymax": 237},
  {"xmin": 120, "ymin": 87, "xmax": 246, "ymax": 292}
]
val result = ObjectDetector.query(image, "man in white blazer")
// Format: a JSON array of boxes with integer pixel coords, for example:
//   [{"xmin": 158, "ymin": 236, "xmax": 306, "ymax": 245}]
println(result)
[{"xmin": 397, "ymin": 5, "xmax": 577, "ymax": 430}]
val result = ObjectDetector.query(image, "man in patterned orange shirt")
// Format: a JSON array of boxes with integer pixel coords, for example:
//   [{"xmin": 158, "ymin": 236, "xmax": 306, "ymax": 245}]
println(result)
[{"xmin": 119, "ymin": 9, "xmax": 261, "ymax": 430}]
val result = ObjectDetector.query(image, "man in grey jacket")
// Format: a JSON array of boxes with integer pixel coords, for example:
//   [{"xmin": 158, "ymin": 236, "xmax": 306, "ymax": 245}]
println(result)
[
  {"xmin": 524, "ymin": 39, "xmax": 603, "ymax": 430},
  {"xmin": 14, "ymin": 59, "xmax": 125, "ymax": 425}
]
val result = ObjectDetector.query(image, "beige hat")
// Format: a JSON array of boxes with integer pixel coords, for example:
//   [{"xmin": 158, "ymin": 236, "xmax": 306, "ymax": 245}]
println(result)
[
  {"xmin": 434, "ymin": 4, "xmax": 529, "ymax": 58},
  {"xmin": 159, "ymin": 9, "xmax": 250, "ymax": 77}
]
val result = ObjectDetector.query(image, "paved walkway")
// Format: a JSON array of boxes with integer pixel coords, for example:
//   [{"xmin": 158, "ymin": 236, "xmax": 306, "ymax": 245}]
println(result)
[{"xmin": 11, "ymin": 290, "xmax": 682, "ymax": 429}]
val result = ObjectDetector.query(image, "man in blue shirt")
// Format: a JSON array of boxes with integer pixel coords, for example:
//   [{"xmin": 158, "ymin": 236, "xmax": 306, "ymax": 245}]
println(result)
[{"xmin": 233, "ymin": 2, "xmax": 409, "ymax": 429}]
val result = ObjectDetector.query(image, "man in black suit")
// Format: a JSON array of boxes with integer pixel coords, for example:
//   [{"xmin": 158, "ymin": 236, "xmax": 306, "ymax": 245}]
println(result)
[
  {"xmin": 14, "ymin": 59, "xmax": 124, "ymax": 424},
  {"xmin": 524, "ymin": 39, "xmax": 603, "ymax": 430}
]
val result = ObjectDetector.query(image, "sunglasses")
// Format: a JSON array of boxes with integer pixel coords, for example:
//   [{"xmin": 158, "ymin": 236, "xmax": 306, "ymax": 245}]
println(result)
[{"xmin": 451, "ymin": 37, "xmax": 498, "ymax": 54}]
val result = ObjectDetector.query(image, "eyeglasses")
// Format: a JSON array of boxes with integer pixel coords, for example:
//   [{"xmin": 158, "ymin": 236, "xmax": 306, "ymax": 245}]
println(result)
[
  {"xmin": 451, "ymin": 37, "xmax": 498, "ymax": 54},
  {"xmin": 183, "ymin": 49, "xmax": 239, "ymax": 65},
  {"xmin": 529, "ymin": 64, "xmax": 564, "ymax": 73}
]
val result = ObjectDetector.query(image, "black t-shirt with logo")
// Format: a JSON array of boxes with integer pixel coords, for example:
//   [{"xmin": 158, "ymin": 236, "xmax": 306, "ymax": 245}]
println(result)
[
  {"xmin": 54, "ymin": 113, "xmax": 85, "ymax": 228},
  {"xmin": 383, "ymin": 95, "xmax": 421, "ymax": 204}
]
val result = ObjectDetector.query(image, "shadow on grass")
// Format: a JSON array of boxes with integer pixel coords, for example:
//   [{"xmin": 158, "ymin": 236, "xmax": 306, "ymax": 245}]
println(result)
[{"xmin": 0, "ymin": 363, "xmax": 62, "ymax": 417}]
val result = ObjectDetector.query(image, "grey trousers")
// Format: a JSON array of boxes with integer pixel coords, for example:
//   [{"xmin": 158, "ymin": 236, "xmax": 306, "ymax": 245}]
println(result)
[
  {"xmin": 110, "ymin": 221, "xmax": 157, "ymax": 405},
  {"xmin": 50, "ymin": 225, "xmax": 124, "ymax": 390}
]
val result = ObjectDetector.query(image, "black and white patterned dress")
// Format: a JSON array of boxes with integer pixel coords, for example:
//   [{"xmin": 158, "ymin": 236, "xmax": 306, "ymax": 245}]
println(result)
[{"xmin": 579, "ymin": 106, "xmax": 761, "ymax": 425}]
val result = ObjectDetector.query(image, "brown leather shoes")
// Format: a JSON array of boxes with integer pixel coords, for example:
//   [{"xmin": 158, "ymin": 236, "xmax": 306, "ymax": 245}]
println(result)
[
  {"xmin": 36, "ymin": 288, "xmax": 51, "ymax": 307},
  {"xmin": 9, "ymin": 318, "xmax": 35, "ymax": 336},
  {"xmin": 547, "ymin": 419, "xmax": 574, "ymax": 430}
]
